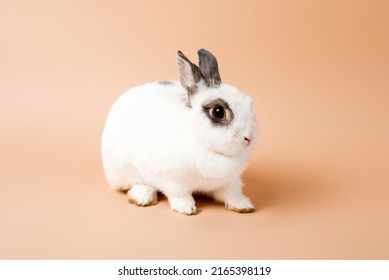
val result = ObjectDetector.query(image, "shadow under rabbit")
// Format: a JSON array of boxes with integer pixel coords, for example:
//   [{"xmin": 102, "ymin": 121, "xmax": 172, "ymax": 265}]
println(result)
[
  {"xmin": 117, "ymin": 188, "xmax": 253, "ymax": 214},
  {"xmin": 242, "ymin": 164, "xmax": 336, "ymax": 212},
  {"xmin": 114, "ymin": 164, "xmax": 331, "ymax": 214}
]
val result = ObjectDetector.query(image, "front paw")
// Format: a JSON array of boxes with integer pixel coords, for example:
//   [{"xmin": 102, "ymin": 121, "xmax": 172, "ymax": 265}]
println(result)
[
  {"xmin": 225, "ymin": 196, "xmax": 255, "ymax": 213},
  {"xmin": 169, "ymin": 197, "xmax": 198, "ymax": 215},
  {"xmin": 127, "ymin": 185, "xmax": 158, "ymax": 207}
]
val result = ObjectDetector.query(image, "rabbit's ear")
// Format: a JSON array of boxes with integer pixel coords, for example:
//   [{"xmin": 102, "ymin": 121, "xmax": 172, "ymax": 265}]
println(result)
[
  {"xmin": 177, "ymin": 51, "xmax": 202, "ymax": 107},
  {"xmin": 198, "ymin": 49, "xmax": 221, "ymax": 87}
]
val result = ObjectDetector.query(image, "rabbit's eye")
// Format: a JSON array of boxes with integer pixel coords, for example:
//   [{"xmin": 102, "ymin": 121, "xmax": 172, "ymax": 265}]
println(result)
[
  {"xmin": 202, "ymin": 98, "xmax": 234, "ymax": 126},
  {"xmin": 212, "ymin": 106, "xmax": 225, "ymax": 119}
]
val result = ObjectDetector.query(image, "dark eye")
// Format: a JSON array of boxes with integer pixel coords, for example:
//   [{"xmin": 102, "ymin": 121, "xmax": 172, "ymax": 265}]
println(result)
[
  {"xmin": 212, "ymin": 106, "xmax": 225, "ymax": 119},
  {"xmin": 202, "ymin": 99, "xmax": 234, "ymax": 126}
]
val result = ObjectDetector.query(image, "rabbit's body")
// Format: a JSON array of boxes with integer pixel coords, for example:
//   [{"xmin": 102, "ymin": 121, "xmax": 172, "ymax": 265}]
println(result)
[{"xmin": 102, "ymin": 49, "xmax": 257, "ymax": 215}]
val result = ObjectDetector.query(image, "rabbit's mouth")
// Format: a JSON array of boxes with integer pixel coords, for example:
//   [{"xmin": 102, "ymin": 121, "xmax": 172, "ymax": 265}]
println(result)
[
  {"xmin": 209, "ymin": 145, "xmax": 247, "ymax": 159},
  {"xmin": 210, "ymin": 149, "xmax": 236, "ymax": 159}
]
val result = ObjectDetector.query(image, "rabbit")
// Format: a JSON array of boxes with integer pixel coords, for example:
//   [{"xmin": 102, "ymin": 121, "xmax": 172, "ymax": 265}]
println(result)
[{"xmin": 101, "ymin": 49, "xmax": 258, "ymax": 215}]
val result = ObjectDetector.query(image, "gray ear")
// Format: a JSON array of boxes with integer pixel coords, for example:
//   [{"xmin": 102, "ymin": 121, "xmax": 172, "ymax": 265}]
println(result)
[
  {"xmin": 177, "ymin": 51, "xmax": 202, "ymax": 107},
  {"xmin": 198, "ymin": 49, "xmax": 221, "ymax": 87}
]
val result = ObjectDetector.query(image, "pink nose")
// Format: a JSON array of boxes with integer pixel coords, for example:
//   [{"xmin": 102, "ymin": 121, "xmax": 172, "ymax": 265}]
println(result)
[{"xmin": 244, "ymin": 136, "xmax": 252, "ymax": 144}]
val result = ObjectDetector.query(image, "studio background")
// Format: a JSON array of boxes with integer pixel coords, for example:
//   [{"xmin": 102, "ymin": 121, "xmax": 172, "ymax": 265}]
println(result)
[{"xmin": 1, "ymin": 0, "xmax": 388, "ymax": 259}]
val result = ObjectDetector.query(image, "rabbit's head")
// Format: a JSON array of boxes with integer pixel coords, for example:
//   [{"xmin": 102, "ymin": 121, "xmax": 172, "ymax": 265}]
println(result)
[{"xmin": 177, "ymin": 49, "xmax": 258, "ymax": 158}]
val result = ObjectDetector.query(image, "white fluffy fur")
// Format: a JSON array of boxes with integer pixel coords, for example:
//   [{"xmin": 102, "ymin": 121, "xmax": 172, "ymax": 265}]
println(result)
[{"xmin": 101, "ymin": 81, "xmax": 258, "ymax": 214}]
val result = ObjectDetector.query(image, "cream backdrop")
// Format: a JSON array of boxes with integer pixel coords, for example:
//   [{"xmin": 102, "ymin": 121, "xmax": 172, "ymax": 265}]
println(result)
[{"xmin": 1, "ymin": 0, "xmax": 388, "ymax": 259}]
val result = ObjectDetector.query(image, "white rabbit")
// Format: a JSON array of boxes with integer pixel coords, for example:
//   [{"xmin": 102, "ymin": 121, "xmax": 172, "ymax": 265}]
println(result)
[{"xmin": 101, "ymin": 49, "xmax": 258, "ymax": 215}]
